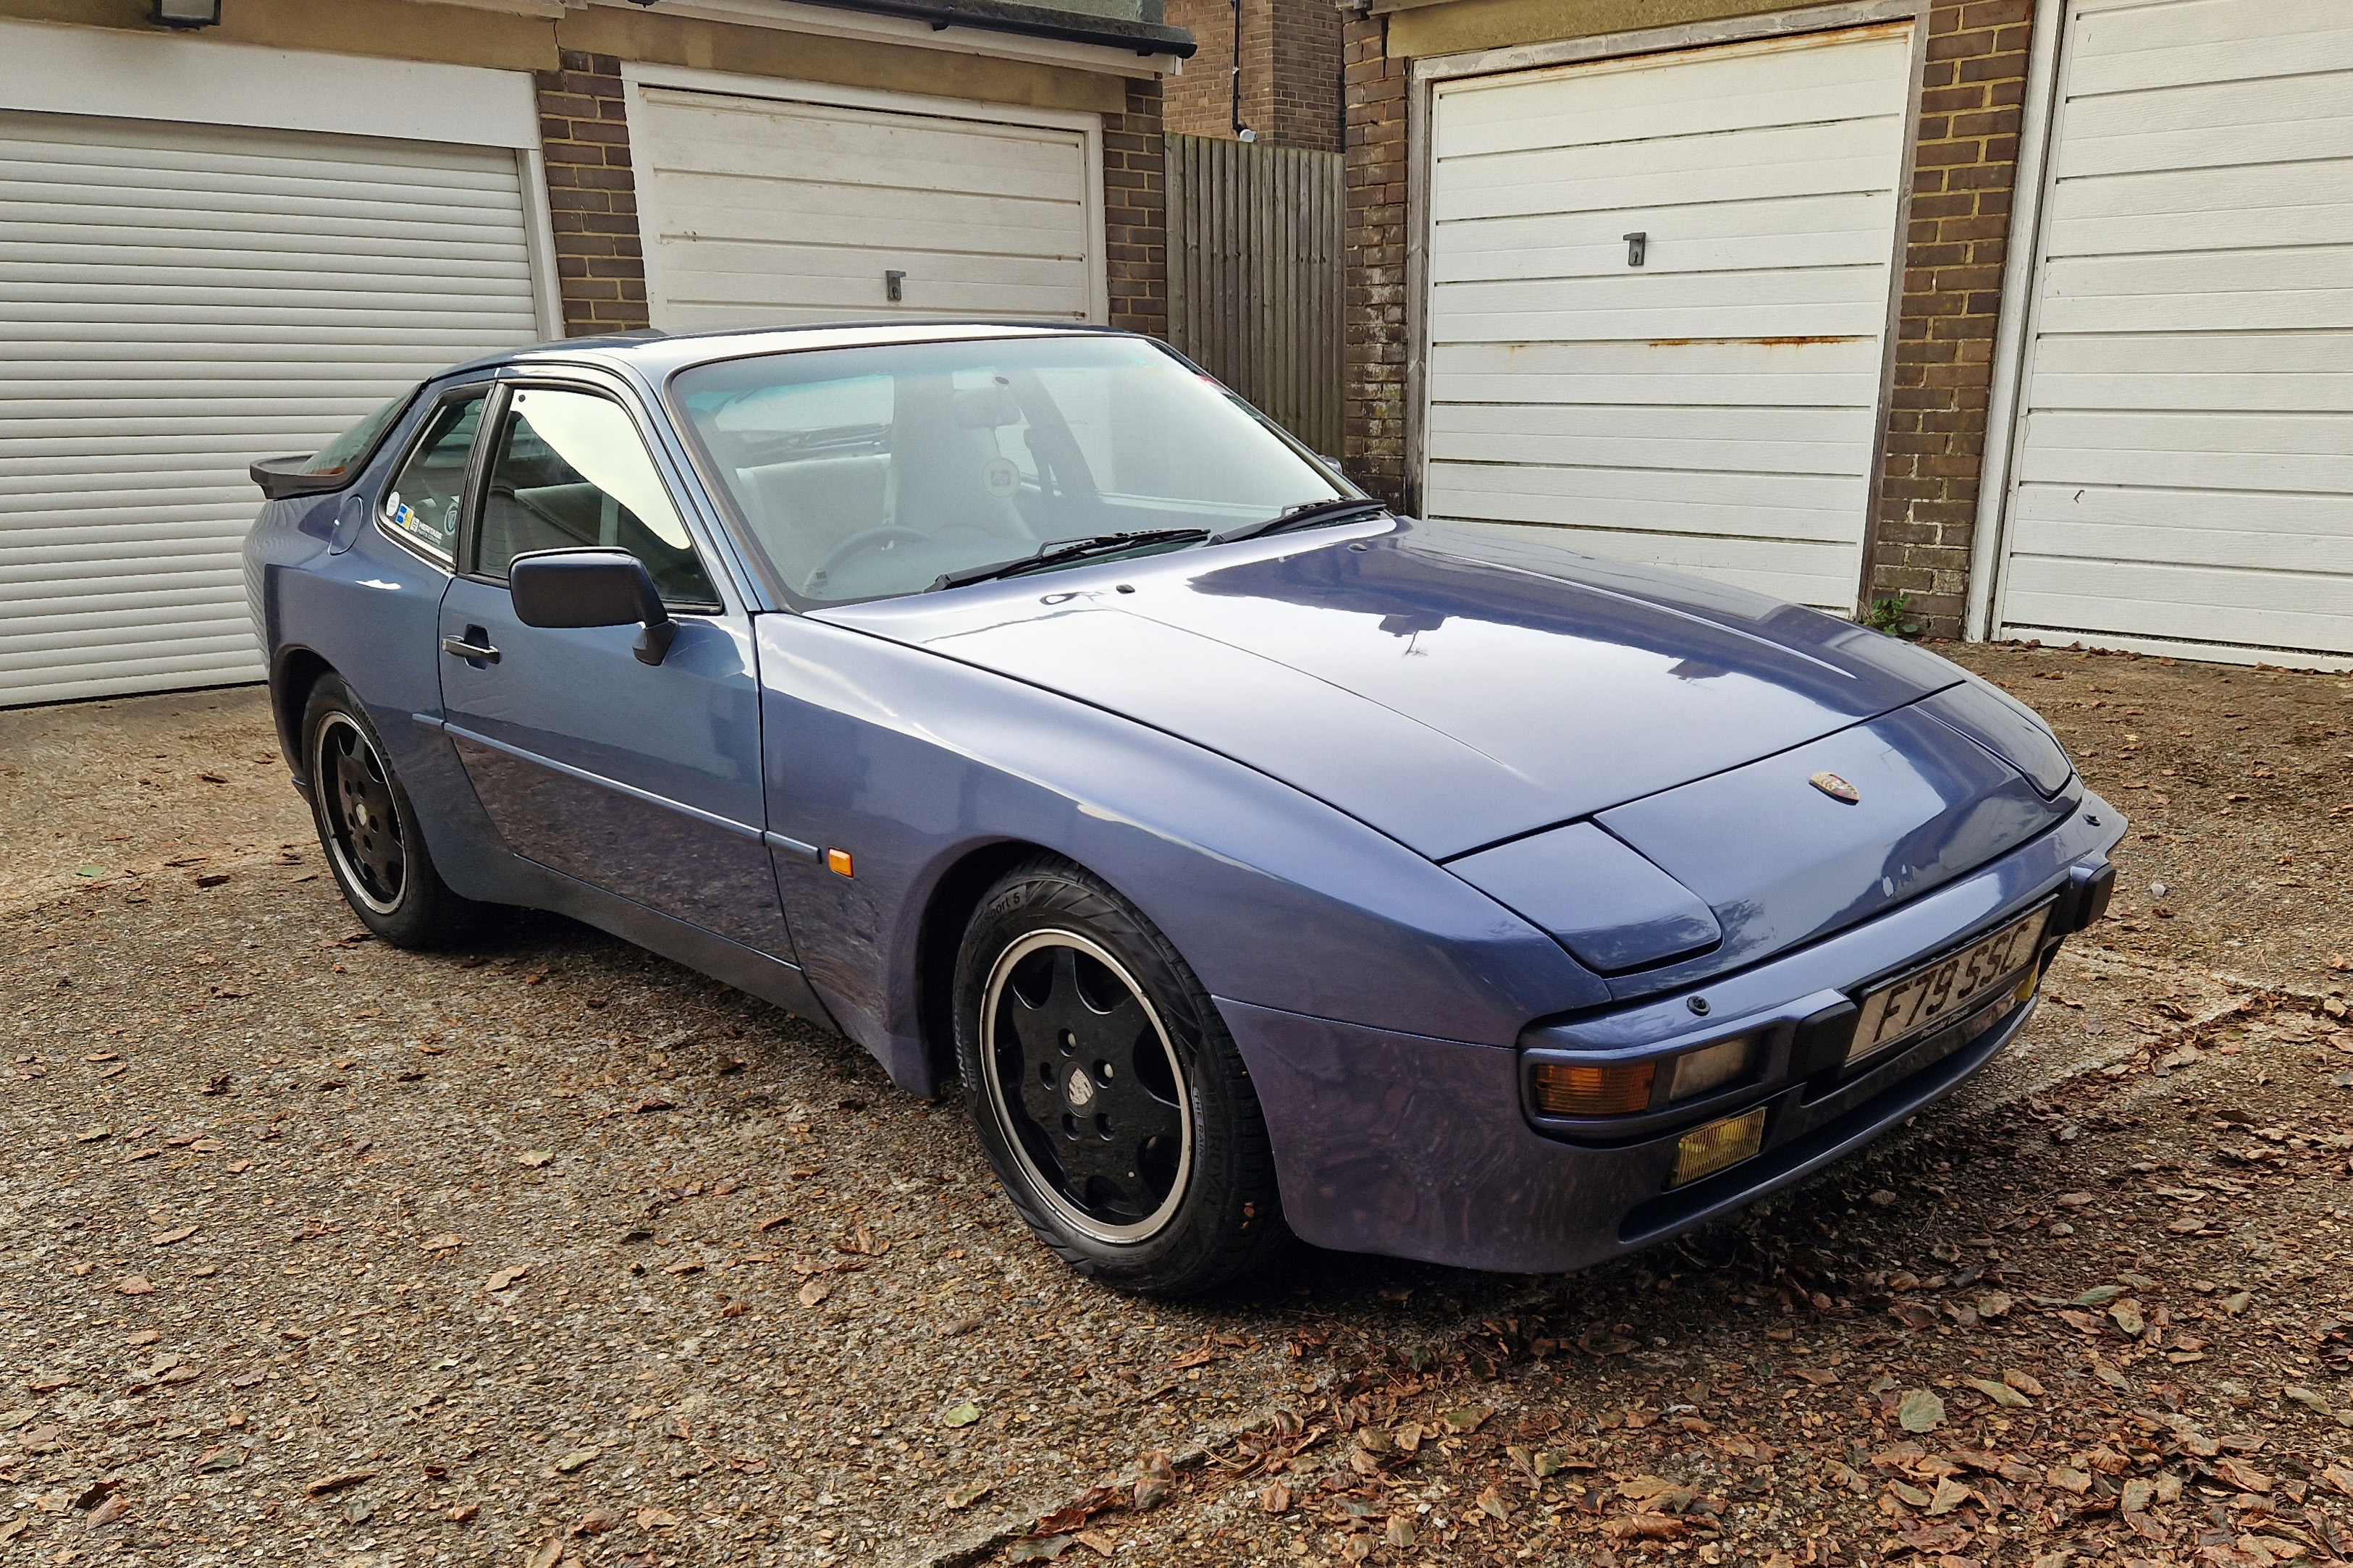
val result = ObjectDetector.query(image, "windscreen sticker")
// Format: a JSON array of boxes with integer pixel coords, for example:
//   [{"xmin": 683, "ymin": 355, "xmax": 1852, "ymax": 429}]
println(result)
[{"xmin": 979, "ymin": 457, "xmax": 1021, "ymax": 499}]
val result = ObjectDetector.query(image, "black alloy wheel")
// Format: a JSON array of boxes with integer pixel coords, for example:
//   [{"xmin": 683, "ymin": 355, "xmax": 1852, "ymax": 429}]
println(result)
[
  {"xmin": 954, "ymin": 856, "xmax": 1288, "ymax": 1295},
  {"xmin": 982, "ymin": 929, "xmax": 1192, "ymax": 1243},
  {"xmin": 298, "ymin": 673, "xmax": 487, "ymax": 950},
  {"xmin": 315, "ymin": 710, "xmax": 405, "ymax": 914}
]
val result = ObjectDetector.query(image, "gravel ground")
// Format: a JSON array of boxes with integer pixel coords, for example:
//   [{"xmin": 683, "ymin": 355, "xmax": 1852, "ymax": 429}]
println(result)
[{"xmin": 1, "ymin": 646, "xmax": 2348, "ymax": 1568}]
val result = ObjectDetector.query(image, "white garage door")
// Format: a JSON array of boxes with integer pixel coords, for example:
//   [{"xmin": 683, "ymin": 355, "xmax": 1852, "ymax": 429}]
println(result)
[
  {"xmin": 0, "ymin": 109, "xmax": 543, "ymax": 707},
  {"xmin": 631, "ymin": 83, "xmax": 1100, "ymax": 330},
  {"xmin": 1422, "ymin": 24, "xmax": 1914, "ymax": 612},
  {"xmin": 1992, "ymin": 0, "xmax": 2353, "ymax": 665}
]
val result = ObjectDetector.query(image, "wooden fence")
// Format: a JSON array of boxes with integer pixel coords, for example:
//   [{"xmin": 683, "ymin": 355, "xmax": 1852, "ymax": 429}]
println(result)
[{"xmin": 1163, "ymin": 133, "xmax": 1344, "ymax": 458}]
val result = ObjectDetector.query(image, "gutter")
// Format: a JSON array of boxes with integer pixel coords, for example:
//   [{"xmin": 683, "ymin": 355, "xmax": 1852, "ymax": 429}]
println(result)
[{"xmin": 788, "ymin": 0, "xmax": 1197, "ymax": 56}]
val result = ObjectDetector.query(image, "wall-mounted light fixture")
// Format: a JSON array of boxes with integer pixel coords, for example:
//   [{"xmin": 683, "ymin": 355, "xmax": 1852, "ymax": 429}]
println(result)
[{"xmin": 151, "ymin": 0, "xmax": 222, "ymax": 27}]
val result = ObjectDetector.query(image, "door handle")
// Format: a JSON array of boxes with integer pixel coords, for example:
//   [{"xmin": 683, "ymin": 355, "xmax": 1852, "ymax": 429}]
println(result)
[{"xmin": 441, "ymin": 635, "xmax": 500, "ymax": 664}]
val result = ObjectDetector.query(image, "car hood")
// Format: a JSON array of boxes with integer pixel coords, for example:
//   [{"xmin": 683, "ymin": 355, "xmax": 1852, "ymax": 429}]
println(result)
[{"xmin": 812, "ymin": 519, "xmax": 1971, "ymax": 861}]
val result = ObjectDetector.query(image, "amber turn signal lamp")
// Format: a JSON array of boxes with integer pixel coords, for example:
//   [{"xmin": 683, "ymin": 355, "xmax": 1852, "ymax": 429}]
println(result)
[
  {"xmin": 825, "ymin": 848, "xmax": 854, "ymax": 877},
  {"xmin": 1530, "ymin": 1059, "xmax": 1654, "ymax": 1117}
]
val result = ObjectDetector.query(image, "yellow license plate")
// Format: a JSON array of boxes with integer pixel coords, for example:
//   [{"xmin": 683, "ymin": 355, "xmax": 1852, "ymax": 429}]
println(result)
[{"xmin": 1669, "ymin": 1106, "xmax": 1767, "ymax": 1188}]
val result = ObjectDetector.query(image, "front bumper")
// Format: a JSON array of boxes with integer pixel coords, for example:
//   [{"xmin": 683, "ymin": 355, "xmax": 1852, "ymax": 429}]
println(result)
[{"xmin": 1223, "ymin": 792, "xmax": 2124, "ymax": 1273}]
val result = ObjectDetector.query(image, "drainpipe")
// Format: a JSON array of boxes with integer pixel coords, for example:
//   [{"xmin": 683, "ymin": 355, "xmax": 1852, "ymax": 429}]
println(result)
[{"xmin": 1231, "ymin": 0, "xmax": 1255, "ymax": 141}]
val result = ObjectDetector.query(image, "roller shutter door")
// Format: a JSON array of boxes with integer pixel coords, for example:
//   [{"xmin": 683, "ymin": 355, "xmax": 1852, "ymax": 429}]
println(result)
[
  {"xmin": 1421, "ymin": 25, "xmax": 1914, "ymax": 613},
  {"xmin": 0, "ymin": 109, "xmax": 542, "ymax": 707},
  {"xmin": 632, "ymin": 85, "xmax": 1098, "ymax": 329},
  {"xmin": 1992, "ymin": 0, "xmax": 2353, "ymax": 664}
]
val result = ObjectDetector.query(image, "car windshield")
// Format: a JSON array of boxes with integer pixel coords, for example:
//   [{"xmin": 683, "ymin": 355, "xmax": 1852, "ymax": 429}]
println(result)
[{"xmin": 670, "ymin": 335, "xmax": 1351, "ymax": 604}]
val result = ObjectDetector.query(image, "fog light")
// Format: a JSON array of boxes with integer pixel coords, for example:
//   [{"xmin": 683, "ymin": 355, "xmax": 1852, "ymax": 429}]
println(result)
[
  {"xmin": 1669, "ymin": 1106, "xmax": 1767, "ymax": 1187},
  {"xmin": 1666, "ymin": 1034, "xmax": 1756, "ymax": 1102},
  {"xmin": 1530, "ymin": 1059, "xmax": 1653, "ymax": 1117}
]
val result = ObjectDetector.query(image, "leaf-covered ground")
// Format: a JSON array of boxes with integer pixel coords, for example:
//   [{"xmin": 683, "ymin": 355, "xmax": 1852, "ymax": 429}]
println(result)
[{"xmin": 1, "ymin": 646, "xmax": 2347, "ymax": 1568}]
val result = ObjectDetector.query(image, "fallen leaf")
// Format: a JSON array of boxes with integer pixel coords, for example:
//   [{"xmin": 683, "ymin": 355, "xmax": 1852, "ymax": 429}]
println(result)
[
  {"xmin": 1076, "ymin": 1530, "xmax": 1116, "ymax": 1559},
  {"xmin": 526, "ymin": 1539, "xmax": 563, "ymax": 1568},
  {"xmin": 515, "ymin": 1150, "xmax": 552, "ymax": 1168},
  {"xmin": 1476, "ymin": 1483, "xmax": 1509, "ymax": 1519},
  {"xmin": 553, "ymin": 1448, "xmax": 598, "ymax": 1474},
  {"xmin": 116, "ymin": 1276, "xmax": 153, "ymax": 1297},
  {"xmin": 942, "ymin": 1401, "xmax": 982, "ymax": 1428},
  {"xmin": 755, "ymin": 1213, "xmax": 793, "ymax": 1233},
  {"xmin": 576, "ymin": 1506, "xmax": 624, "ymax": 1535},
  {"xmin": 1386, "ymin": 1514, "xmax": 1416, "ymax": 1548},
  {"xmin": 944, "ymin": 1481, "xmax": 994, "ymax": 1512},
  {"xmin": 635, "ymin": 1506, "xmax": 681, "ymax": 1530},
  {"xmin": 1441, "ymin": 1405, "xmax": 1494, "ymax": 1433},
  {"xmin": 1925, "ymin": 1478, "xmax": 1970, "ymax": 1516},
  {"xmin": 1966, "ymin": 1377, "xmax": 2029, "ymax": 1407},
  {"xmin": 2211, "ymin": 1456, "xmax": 2270, "ymax": 1493},
  {"xmin": 2046, "ymin": 1466, "xmax": 2091, "ymax": 1495},
  {"xmin": 1007, "ymin": 1538, "xmax": 1074, "ymax": 1564},
  {"xmin": 1259, "ymin": 1481, "xmax": 1291, "ymax": 1514},
  {"xmin": 2073, "ymin": 1284, "xmax": 2123, "ymax": 1306},
  {"xmin": 303, "ymin": 1470, "xmax": 376, "ymax": 1499},
  {"xmin": 1977, "ymin": 1291, "xmax": 2013, "ymax": 1319},
  {"xmin": 836, "ymin": 1223, "xmax": 888, "ymax": 1257},
  {"xmin": 149, "ymin": 1226, "xmax": 197, "ymax": 1247},
  {"xmin": 796, "ymin": 1279, "xmax": 830, "ymax": 1309},
  {"xmin": 1897, "ymin": 1388, "xmax": 1945, "ymax": 1433},
  {"xmin": 662, "ymin": 1260, "xmax": 704, "ymax": 1276},
  {"xmin": 86, "ymin": 1494, "xmax": 130, "ymax": 1529},
  {"xmin": 485, "ymin": 1265, "xmax": 529, "ymax": 1291},
  {"xmin": 421, "ymin": 1234, "xmax": 463, "ymax": 1252},
  {"xmin": 2121, "ymin": 1478, "xmax": 2154, "ymax": 1514}
]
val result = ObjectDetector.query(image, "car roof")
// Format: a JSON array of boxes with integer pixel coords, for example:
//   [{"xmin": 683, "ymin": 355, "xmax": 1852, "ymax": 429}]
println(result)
[{"xmin": 444, "ymin": 320, "xmax": 1137, "ymax": 383}]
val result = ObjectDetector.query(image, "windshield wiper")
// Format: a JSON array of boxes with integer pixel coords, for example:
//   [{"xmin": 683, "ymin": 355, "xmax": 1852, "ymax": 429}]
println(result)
[
  {"xmin": 927, "ymin": 529, "xmax": 1210, "ymax": 591},
  {"xmin": 1210, "ymin": 497, "xmax": 1389, "ymax": 545}
]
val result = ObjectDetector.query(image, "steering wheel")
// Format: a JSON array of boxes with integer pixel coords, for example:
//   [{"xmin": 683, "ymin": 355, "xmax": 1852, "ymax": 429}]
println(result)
[{"xmin": 801, "ymin": 526, "xmax": 935, "ymax": 594}]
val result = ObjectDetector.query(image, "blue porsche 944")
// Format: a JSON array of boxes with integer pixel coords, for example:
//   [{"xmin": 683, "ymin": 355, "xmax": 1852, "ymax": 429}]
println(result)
[{"xmin": 245, "ymin": 324, "xmax": 2122, "ymax": 1295}]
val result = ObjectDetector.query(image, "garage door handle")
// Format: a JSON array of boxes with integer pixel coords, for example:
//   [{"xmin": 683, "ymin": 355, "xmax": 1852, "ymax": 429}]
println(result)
[{"xmin": 441, "ymin": 635, "xmax": 500, "ymax": 664}]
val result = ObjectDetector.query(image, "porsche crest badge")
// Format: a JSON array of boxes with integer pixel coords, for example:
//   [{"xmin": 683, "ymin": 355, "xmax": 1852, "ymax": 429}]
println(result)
[{"xmin": 1809, "ymin": 771, "xmax": 1861, "ymax": 804}]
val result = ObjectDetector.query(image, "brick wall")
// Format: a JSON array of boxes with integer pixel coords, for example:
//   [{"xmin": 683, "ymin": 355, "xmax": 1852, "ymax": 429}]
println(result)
[
  {"xmin": 1164, "ymin": 0, "xmax": 1342, "ymax": 151},
  {"xmin": 1342, "ymin": 7, "xmax": 1409, "ymax": 506},
  {"xmin": 534, "ymin": 51, "xmax": 649, "ymax": 335},
  {"xmin": 1866, "ymin": 0, "xmax": 2034, "ymax": 635},
  {"xmin": 1103, "ymin": 77, "xmax": 1171, "ymax": 340},
  {"xmin": 1163, "ymin": 0, "xmax": 1238, "ymax": 139},
  {"xmin": 1265, "ymin": 0, "xmax": 1344, "ymax": 151}
]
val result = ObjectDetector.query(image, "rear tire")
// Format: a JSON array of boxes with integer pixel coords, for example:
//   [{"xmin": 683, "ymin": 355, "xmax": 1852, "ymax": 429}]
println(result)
[
  {"xmin": 954, "ymin": 855, "xmax": 1288, "ymax": 1296},
  {"xmin": 300, "ymin": 673, "xmax": 487, "ymax": 950}
]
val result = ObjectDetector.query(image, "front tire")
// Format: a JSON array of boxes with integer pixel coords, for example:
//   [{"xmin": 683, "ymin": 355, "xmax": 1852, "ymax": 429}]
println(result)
[
  {"xmin": 300, "ymin": 674, "xmax": 486, "ymax": 949},
  {"xmin": 954, "ymin": 856, "xmax": 1288, "ymax": 1295}
]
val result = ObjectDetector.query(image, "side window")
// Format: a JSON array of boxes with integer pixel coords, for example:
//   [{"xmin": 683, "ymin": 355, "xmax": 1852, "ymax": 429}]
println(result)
[
  {"xmin": 379, "ymin": 391, "xmax": 485, "ymax": 560},
  {"xmin": 476, "ymin": 388, "xmax": 721, "ymax": 609}
]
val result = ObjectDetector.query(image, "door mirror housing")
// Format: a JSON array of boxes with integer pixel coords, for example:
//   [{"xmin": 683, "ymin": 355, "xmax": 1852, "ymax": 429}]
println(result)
[{"xmin": 508, "ymin": 549, "xmax": 677, "ymax": 666}]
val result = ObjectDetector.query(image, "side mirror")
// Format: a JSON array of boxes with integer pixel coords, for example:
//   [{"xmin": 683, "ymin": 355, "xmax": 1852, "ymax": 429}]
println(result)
[{"xmin": 508, "ymin": 548, "xmax": 676, "ymax": 666}]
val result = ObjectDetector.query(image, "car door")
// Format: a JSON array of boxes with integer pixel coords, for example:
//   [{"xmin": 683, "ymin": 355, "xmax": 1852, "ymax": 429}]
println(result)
[{"xmin": 434, "ymin": 376, "xmax": 791, "ymax": 956}]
